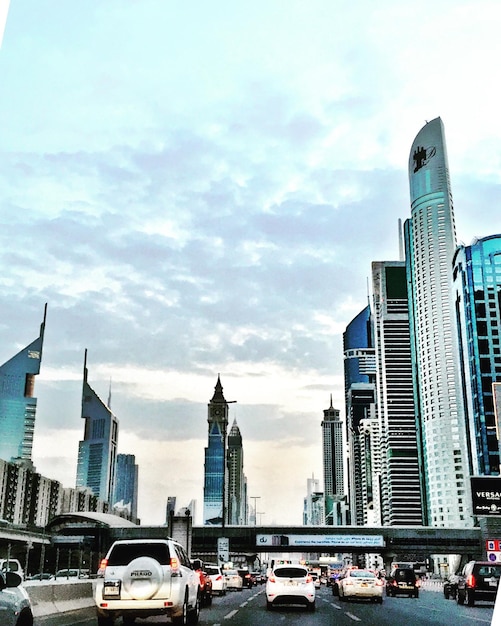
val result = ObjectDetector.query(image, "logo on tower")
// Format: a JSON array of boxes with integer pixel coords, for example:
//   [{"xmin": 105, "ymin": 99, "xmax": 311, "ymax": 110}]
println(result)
[{"xmin": 413, "ymin": 145, "xmax": 436, "ymax": 172}]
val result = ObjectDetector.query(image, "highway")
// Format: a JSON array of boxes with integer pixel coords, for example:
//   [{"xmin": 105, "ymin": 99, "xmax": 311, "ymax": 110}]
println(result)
[{"xmin": 34, "ymin": 580, "xmax": 495, "ymax": 626}]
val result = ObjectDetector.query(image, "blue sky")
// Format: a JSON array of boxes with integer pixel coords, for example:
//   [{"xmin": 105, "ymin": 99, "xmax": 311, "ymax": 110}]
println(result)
[{"xmin": 1, "ymin": 1, "xmax": 500, "ymax": 525}]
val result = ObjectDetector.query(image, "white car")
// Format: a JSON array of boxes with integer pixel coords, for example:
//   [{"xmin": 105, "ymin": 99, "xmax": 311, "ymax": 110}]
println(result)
[
  {"xmin": 265, "ymin": 563, "xmax": 315, "ymax": 611},
  {"xmin": 224, "ymin": 569, "xmax": 243, "ymax": 591},
  {"xmin": 94, "ymin": 538, "xmax": 200, "ymax": 625},
  {"xmin": 338, "ymin": 568, "xmax": 384, "ymax": 603},
  {"xmin": 0, "ymin": 571, "xmax": 33, "ymax": 626},
  {"xmin": 0, "ymin": 559, "xmax": 24, "ymax": 582},
  {"xmin": 204, "ymin": 564, "xmax": 227, "ymax": 596}
]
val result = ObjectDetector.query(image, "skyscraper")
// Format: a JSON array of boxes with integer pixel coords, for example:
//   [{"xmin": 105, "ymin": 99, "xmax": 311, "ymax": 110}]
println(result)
[
  {"xmin": 203, "ymin": 375, "xmax": 229, "ymax": 525},
  {"xmin": 322, "ymin": 398, "xmax": 346, "ymax": 525},
  {"xmin": 372, "ymin": 261, "xmax": 423, "ymax": 525},
  {"xmin": 76, "ymin": 350, "xmax": 118, "ymax": 505},
  {"xmin": 343, "ymin": 305, "xmax": 378, "ymax": 525},
  {"xmin": 227, "ymin": 419, "xmax": 248, "ymax": 525},
  {"xmin": 405, "ymin": 117, "xmax": 471, "ymax": 526},
  {"xmin": 0, "ymin": 305, "xmax": 46, "ymax": 467},
  {"xmin": 113, "ymin": 453, "xmax": 139, "ymax": 522},
  {"xmin": 453, "ymin": 234, "xmax": 501, "ymax": 476}
]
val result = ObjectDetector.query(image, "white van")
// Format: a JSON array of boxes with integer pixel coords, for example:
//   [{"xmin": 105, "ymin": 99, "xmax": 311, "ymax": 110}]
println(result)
[{"xmin": 0, "ymin": 560, "xmax": 23, "ymax": 581}]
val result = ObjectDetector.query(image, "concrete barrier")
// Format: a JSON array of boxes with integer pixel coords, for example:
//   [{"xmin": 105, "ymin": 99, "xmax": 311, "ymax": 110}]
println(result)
[{"xmin": 25, "ymin": 580, "xmax": 95, "ymax": 617}]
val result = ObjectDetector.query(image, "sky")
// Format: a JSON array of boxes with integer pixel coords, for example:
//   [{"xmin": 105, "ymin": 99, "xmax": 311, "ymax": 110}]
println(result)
[{"xmin": 0, "ymin": 1, "xmax": 500, "ymax": 527}]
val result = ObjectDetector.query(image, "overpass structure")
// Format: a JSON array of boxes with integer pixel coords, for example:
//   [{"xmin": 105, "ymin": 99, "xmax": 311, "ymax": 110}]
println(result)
[
  {"xmin": 191, "ymin": 525, "xmax": 485, "ymax": 562},
  {"xmin": 3, "ymin": 515, "xmax": 501, "ymax": 575}
]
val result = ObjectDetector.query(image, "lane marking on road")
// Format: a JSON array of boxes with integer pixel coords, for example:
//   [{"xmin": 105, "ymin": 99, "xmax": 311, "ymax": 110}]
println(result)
[
  {"xmin": 224, "ymin": 609, "xmax": 238, "ymax": 619},
  {"xmin": 239, "ymin": 601, "xmax": 248, "ymax": 607},
  {"xmin": 329, "ymin": 601, "xmax": 342, "ymax": 610},
  {"xmin": 346, "ymin": 612, "xmax": 362, "ymax": 622}
]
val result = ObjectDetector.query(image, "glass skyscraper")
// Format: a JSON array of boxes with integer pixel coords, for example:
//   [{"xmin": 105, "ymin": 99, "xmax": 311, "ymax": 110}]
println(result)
[
  {"xmin": 0, "ymin": 305, "xmax": 46, "ymax": 466},
  {"xmin": 453, "ymin": 234, "xmax": 501, "ymax": 476},
  {"xmin": 343, "ymin": 305, "xmax": 377, "ymax": 525},
  {"xmin": 76, "ymin": 350, "xmax": 118, "ymax": 505},
  {"xmin": 203, "ymin": 375, "xmax": 229, "ymax": 525},
  {"xmin": 113, "ymin": 453, "xmax": 139, "ymax": 522},
  {"xmin": 405, "ymin": 117, "xmax": 471, "ymax": 527}
]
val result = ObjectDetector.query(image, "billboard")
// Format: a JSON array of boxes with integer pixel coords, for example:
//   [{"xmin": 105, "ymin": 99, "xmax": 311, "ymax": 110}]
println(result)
[
  {"xmin": 256, "ymin": 534, "xmax": 385, "ymax": 548},
  {"xmin": 471, "ymin": 476, "xmax": 501, "ymax": 516}
]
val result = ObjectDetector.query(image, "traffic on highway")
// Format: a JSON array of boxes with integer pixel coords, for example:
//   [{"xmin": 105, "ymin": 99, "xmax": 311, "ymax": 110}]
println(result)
[{"xmin": 30, "ymin": 572, "xmax": 495, "ymax": 626}]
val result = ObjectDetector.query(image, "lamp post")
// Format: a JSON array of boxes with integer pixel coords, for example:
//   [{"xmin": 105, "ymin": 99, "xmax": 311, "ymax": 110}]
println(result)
[{"xmin": 250, "ymin": 496, "xmax": 261, "ymax": 525}]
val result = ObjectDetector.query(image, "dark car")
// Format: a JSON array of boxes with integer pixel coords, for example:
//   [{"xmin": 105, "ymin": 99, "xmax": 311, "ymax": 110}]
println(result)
[
  {"xmin": 238, "ymin": 569, "xmax": 254, "ymax": 588},
  {"xmin": 443, "ymin": 573, "xmax": 460, "ymax": 599},
  {"xmin": 386, "ymin": 567, "xmax": 419, "ymax": 598},
  {"xmin": 456, "ymin": 561, "xmax": 501, "ymax": 607}
]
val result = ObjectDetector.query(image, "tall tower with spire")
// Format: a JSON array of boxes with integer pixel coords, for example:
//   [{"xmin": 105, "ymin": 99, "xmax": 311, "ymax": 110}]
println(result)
[
  {"xmin": 203, "ymin": 375, "xmax": 229, "ymax": 525},
  {"xmin": 76, "ymin": 350, "xmax": 118, "ymax": 505},
  {"xmin": 0, "ymin": 305, "xmax": 46, "ymax": 467}
]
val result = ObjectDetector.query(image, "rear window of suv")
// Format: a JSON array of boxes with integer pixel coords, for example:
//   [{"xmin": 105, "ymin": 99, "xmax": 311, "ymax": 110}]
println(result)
[
  {"xmin": 476, "ymin": 565, "xmax": 501, "ymax": 577},
  {"xmin": 274, "ymin": 567, "xmax": 308, "ymax": 578},
  {"xmin": 107, "ymin": 543, "xmax": 170, "ymax": 566},
  {"xmin": 394, "ymin": 569, "xmax": 416, "ymax": 581}
]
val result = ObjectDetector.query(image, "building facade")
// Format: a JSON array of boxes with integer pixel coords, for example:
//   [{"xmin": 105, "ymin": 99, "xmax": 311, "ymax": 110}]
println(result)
[
  {"xmin": 405, "ymin": 117, "xmax": 471, "ymax": 526},
  {"xmin": 76, "ymin": 351, "xmax": 118, "ymax": 505},
  {"xmin": 453, "ymin": 235, "xmax": 501, "ymax": 476},
  {"xmin": 203, "ymin": 376, "xmax": 229, "ymax": 525},
  {"xmin": 112, "ymin": 453, "xmax": 139, "ymax": 523},
  {"xmin": 303, "ymin": 476, "xmax": 324, "ymax": 525},
  {"xmin": 0, "ymin": 305, "xmax": 46, "ymax": 466},
  {"xmin": 343, "ymin": 305, "xmax": 378, "ymax": 526},
  {"xmin": 227, "ymin": 419, "xmax": 248, "ymax": 525},
  {"xmin": 372, "ymin": 261, "xmax": 423, "ymax": 525}
]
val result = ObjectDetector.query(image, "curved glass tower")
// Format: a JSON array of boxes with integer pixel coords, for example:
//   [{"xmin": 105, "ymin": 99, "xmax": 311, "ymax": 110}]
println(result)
[
  {"xmin": 0, "ymin": 305, "xmax": 46, "ymax": 466},
  {"xmin": 406, "ymin": 117, "xmax": 472, "ymax": 527}
]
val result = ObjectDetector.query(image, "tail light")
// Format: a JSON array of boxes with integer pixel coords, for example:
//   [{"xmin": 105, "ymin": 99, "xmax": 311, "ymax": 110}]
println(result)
[
  {"xmin": 306, "ymin": 574, "xmax": 313, "ymax": 583},
  {"xmin": 466, "ymin": 574, "xmax": 476, "ymax": 588},
  {"xmin": 376, "ymin": 579, "xmax": 384, "ymax": 586},
  {"xmin": 216, "ymin": 575, "xmax": 222, "ymax": 581},
  {"xmin": 170, "ymin": 557, "xmax": 179, "ymax": 571},
  {"xmin": 268, "ymin": 575, "xmax": 276, "ymax": 583},
  {"xmin": 416, "ymin": 579, "xmax": 421, "ymax": 587},
  {"xmin": 97, "ymin": 558, "xmax": 108, "ymax": 577}
]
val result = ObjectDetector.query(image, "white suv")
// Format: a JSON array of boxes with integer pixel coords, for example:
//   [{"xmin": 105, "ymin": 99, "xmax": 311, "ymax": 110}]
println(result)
[{"xmin": 94, "ymin": 538, "xmax": 200, "ymax": 625}]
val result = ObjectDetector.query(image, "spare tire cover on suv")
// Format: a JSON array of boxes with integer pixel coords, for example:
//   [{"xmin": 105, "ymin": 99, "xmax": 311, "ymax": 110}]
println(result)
[{"xmin": 122, "ymin": 556, "xmax": 164, "ymax": 600}]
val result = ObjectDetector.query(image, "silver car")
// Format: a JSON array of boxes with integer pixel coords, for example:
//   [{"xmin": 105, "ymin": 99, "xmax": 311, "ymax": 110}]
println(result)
[{"xmin": 0, "ymin": 571, "xmax": 33, "ymax": 626}]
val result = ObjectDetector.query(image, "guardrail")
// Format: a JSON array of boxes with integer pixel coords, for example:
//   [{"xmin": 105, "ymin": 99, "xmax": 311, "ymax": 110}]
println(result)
[{"xmin": 24, "ymin": 579, "xmax": 95, "ymax": 617}]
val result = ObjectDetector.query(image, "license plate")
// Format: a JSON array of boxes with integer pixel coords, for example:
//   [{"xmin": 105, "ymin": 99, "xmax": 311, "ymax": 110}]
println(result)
[
  {"xmin": 286, "ymin": 581, "xmax": 298, "ymax": 586},
  {"xmin": 360, "ymin": 583, "xmax": 368, "ymax": 587},
  {"xmin": 489, "ymin": 581, "xmax": 498, "ymax": 587},
  {"xmin": 104, "ymin": 582, "xmax": 120, "ymax": 597}
]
